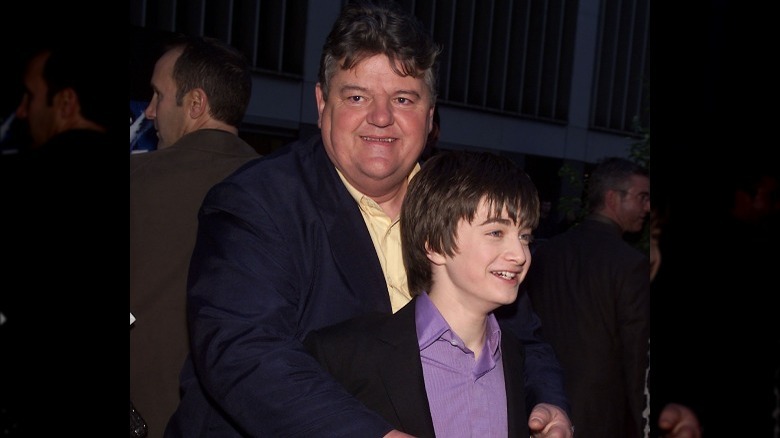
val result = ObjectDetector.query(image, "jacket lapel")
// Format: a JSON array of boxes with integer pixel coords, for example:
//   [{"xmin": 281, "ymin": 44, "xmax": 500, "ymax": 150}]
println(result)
[
  {"xmin": 501, "ymin": 329, "xmax": 529, "ymax": 437},
  {"xmin": 376, "ymin": 299, "xmax": 437, "ymax": 437},
  {"xmin": 309, "ymin": 137, "xmax": 391, "ymax": 313}
]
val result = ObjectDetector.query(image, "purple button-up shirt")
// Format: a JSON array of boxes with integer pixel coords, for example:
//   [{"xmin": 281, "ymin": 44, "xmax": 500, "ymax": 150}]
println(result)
[{"xmin": 415, "ymin": 292, "xmax": 508, "ymax": 437}]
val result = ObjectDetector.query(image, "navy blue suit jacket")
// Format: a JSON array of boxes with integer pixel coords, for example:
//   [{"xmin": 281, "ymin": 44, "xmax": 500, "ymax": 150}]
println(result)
[
  {"xmin": 165, "ymin": 135, "xmax": 567, "ymax": 437},
  {"xmin": 304, "ymin": 297, "xmax": 530, "ymax": 438}
]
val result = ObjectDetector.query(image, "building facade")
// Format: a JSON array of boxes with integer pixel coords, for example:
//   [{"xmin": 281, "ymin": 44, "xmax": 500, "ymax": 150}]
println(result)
[{"xmin": 130, "ymin": 0, "xmax": 649, "ymax": 223}]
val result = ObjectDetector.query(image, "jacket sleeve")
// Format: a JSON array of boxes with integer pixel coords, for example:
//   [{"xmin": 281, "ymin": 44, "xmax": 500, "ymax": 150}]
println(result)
[
  {"xmin": 495, "ymin": 291, "xmax": 571, "ymax": 416},
  {"xmin": 618, "ymin": 255, "xmax": 651, "ymax": 434},
  {"xmin": 185, "ymin": 179, "xmax": 393, "ymax": 437}
]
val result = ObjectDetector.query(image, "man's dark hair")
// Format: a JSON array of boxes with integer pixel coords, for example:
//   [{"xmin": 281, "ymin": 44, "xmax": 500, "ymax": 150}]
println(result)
[
  {"xmin": 167, "ymin": 35, "xmax": 252, "ymax": 127},
  {"xmin": 587, "ymin": 157, "xmax": 649, "ymax": 211},
  {"xmin": 318, "ymin": 0, "xmax": 441, "ymax": 103},
  {"xmin": 42, "ymin": 43, "xmax": 113, "ymax": 130}
]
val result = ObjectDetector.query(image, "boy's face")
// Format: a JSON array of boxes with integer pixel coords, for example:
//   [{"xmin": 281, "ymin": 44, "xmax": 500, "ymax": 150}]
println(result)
[{"xmin": 429, "ymin": 199, "xmax": 533, "ymax": 314}]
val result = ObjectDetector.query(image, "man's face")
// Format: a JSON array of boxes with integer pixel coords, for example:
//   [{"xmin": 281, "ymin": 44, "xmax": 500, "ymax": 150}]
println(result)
[
  {"xmin": 144, "ymin": 48, "xmax": 188, "ymax": 149},
  {"xmin": 15, "ymin": 51, "xmax": 57, "ymax": 148},
  {"xmin": 615, "ymin": 174, "xmax": 651, "ymax": 233},
  {"xmin": 315, "ymin": 54, "xmax": 434, "ymax": 199}
]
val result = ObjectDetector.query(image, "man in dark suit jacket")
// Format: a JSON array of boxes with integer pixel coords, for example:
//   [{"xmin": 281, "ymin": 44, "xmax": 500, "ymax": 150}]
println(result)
[
  {"xmin": 130, "ymin": 36, "xmax": 259, "ymax": 437},
  {"xmin": 304, "ymin": 150, "xmax": 542, "ymax": 437},
  {"xmin": 165, "ymin": 2, "xmax": 571, "ymax": 437},
  {"xmin": 0, "ymin": 33, "xmax": 123, "ymax": 436},
  {"xmin": 525, "ymin": 157, "xmax": 651, "ymax": 438}
]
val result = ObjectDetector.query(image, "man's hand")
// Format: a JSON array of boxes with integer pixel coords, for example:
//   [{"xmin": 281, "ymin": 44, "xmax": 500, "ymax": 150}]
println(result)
[
  {"xmin": 658, "ymin": 403, "xmax": 701, "ymax": 438},
  {"xmin": 528, "ymin": 403, "xmax": 574, "ymax": 437}
]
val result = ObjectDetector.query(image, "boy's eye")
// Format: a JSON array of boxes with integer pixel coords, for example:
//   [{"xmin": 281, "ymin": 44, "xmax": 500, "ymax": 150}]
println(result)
[{"xmin": 519, "ymin": 233, "xmax": 534, "ymax": 245}]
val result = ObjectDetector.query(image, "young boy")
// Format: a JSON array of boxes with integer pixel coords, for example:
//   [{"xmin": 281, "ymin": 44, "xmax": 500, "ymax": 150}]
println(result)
[{"xmin": 304, "ymin": 150, "xmax": 541, "ymax": 438}]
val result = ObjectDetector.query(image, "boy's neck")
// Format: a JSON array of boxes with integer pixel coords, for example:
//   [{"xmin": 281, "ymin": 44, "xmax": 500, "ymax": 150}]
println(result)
[{"xmin": 427, "ymin": 291, "xmax": 490, "ymax": 360}]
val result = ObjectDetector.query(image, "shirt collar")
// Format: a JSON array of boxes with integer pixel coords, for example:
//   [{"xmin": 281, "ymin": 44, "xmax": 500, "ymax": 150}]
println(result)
[
  {"xmin": 336, "ymin": 162, "xmax": 422, "ymax": 208},
  {"xmin": 415, "ymin": 292, "xmax": 450, "ymax": 350},
  {"xmin": 415, "ymin": 292, "xmax": 503, "ymax": 360}
]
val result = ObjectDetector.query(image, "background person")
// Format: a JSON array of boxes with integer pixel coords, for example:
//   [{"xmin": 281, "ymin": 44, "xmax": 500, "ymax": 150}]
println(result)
[
  {"xmin": 648, "ymin": 205, "xmax": 702, "ymax": 438},
  {"xmin": 130, "ymin": 35, "xmax": 260, "ymax": 438},
  {"xmin": 651, "ymin": 159, "xmax": 779, "ymax": 436},
  {"xmin": 524, "ymin": 157, "xmax": 651, "ymax": 437},
  {"xmin": 0, "ymin": 33, "xmax": 122, "ymax": 436}
]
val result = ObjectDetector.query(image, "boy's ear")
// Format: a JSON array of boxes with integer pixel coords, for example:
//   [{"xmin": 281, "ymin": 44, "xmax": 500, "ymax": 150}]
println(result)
[{"xmin": 425, "ymin": 242, "xmax": 446, "ymax": 265}]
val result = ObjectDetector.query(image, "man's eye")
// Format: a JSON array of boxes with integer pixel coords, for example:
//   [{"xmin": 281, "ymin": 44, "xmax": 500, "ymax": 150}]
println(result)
[
  {"xmin": 519, "ymin": 234, "xmax": 534, "ymax": 245},
  {"xmin": 343, "ymin": 95, "xmax": 366, "ymax": 104},
  {"xmin": 488, "ymin": 230, "xmax": 503, "ymax": 238}
]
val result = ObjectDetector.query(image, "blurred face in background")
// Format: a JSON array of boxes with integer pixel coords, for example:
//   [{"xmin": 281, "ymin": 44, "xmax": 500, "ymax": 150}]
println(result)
[
  {"xmin": 16, "ymin": 50, "xmax": 56, "ymax": 148},
  {"xmin": 614, "ymin": 174, "xmax": 651, "ymax": 233}
]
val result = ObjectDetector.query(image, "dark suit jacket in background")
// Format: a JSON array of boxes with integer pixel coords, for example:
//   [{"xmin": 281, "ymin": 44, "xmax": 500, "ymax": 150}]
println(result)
[
  {"xmin": 525, "ymin": 216, "xmax": 650, "ymax": 438},
  {"xmin": 0, "ymin": 129, "xmax": 124, "ymax": 435},
  {"xmin": 130, "ymin": 129, "xmax": 259, "ymax": 437},
  {"xmin": 164, "ymin": 134, "xmax": 567, "ymax": 437},
  {"xmin": 304, "ymin": 297, "xmax": 530, "ymax": 438}
]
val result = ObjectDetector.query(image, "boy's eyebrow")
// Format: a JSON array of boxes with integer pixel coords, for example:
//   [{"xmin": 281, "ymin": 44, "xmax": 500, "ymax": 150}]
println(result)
[{"xmin": 479, "ymin": 217, "xmax": 512, "ymax": 226}]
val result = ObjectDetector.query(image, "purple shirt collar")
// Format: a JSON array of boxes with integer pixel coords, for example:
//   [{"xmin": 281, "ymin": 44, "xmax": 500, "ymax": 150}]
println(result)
[{"xmin": 414, "ymin": 292, "xmax": 502, "ymax": 374}]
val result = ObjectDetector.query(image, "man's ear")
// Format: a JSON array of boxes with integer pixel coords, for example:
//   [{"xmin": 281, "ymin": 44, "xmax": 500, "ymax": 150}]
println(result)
[
  {"xmin": 56, "ymin": 88, "xmax": 79, "ymax": 117},
  {"xmin": 314, "ymin": 83, "xmax": 325, "ymax": 128},
  {"xmin": 188, "ymin": 88, "xmax": 208, "ymax": 118},
  {"xmin": 605, "ymin": 188, "xmax": 621, "ymax": 209}
]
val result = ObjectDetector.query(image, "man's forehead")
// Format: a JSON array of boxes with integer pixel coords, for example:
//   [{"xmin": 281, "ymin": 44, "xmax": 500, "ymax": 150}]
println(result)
[
  {"xmin": 333, "ymin": 56, "xmax": 428, "ymax": 93},
  {"xmin": 27, "ymin": 51, "xmax": 50, "ymax": 75},
  {"xmin": 630, "ymin": 174, "xmax": 650, "ymax": 189}
]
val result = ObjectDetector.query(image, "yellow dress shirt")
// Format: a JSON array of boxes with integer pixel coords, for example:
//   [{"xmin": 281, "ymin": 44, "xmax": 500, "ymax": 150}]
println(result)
[{"xmin": 337, "ymin": 164, "xmax": 420, "ymax": 313}]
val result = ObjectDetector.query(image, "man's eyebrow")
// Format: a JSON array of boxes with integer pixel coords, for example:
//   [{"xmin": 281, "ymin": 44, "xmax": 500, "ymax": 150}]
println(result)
[
  {"xmin": 337, "ymin": 84, "xmax": 421, "ymax": 99},
  {"xmin": 393, "ymin": 89, "xmax": 421, "ymax": 98},
  {"xmin": 337, "ymin": 84, "xmax": 368, "ymax": 95}
]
